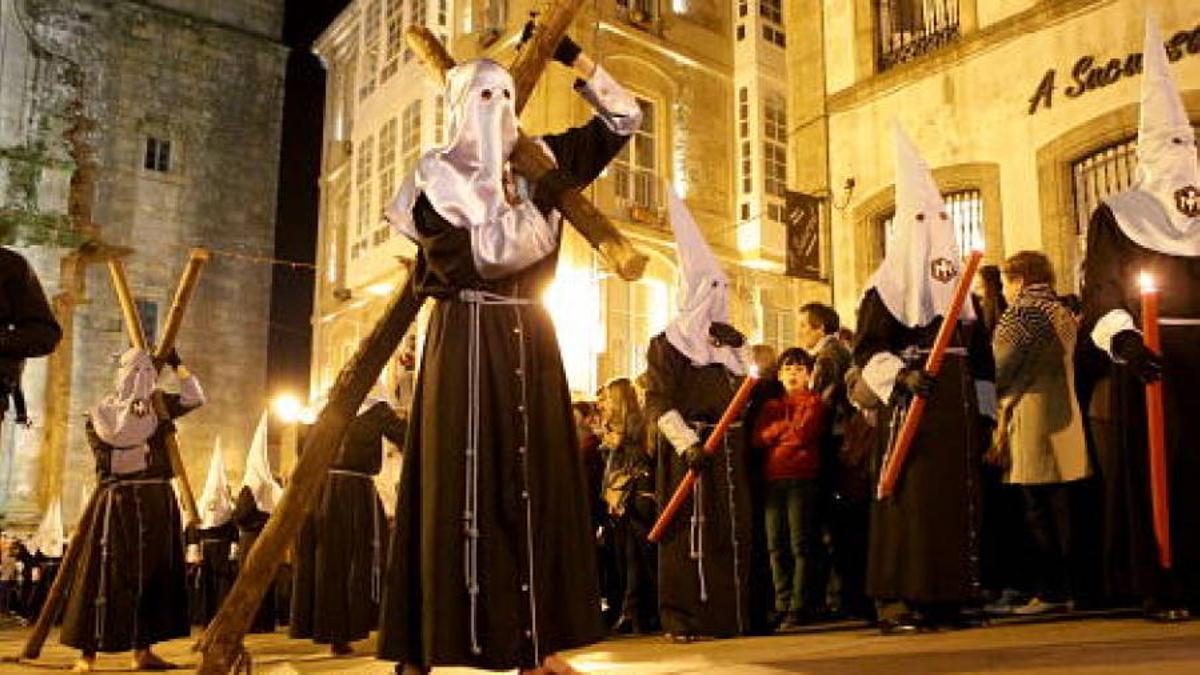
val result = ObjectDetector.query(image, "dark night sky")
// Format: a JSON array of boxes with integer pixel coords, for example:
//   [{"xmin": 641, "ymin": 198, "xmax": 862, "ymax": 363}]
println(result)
[{"xmin": 267, "ymin": 0, "xmax": 351, "ymax": 398}]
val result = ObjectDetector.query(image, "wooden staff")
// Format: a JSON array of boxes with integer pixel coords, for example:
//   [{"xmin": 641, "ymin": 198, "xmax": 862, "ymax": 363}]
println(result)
[
  {"xmin": 648, "ymin": 371, "xmax": 760, "ymax": 543},
  {"xmin": 406, "ymin": 25, "xmax": 648, "ymax": 282},
  {"xmin": 876, "ymin": 249, "xmax": 984, "ymax": 500},
  {"xmin": 107, "ymin": 260, "xmax": 148, "ymax": 349},
  {"xmin": 1138, "ymin": 272, "xmax": 1171, "ymax": 569},
  {"xmin": 151, "ymin": 248, "xmax": 211, "ymax": 527}
]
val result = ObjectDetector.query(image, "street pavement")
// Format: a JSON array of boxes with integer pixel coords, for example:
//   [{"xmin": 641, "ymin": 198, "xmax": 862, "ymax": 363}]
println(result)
[{"xmin": 1, "ymin": 612, "xmax": 1199, "ymax": 673}]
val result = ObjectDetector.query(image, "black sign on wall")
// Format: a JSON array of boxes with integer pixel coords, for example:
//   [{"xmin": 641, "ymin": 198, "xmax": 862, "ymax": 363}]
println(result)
[{"xmin": 785, "ymin": 190, "xmax": 824, "ymax": 281}]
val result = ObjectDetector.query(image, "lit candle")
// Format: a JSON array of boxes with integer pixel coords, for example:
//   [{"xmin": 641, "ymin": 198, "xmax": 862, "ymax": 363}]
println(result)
[
  {"xmin": 648, "ymin": 365, "xmax": 760, "ymax": 542},
  {"xmin": 1139, "ymin": 271, "xmax": 1172, "ymax": 569}
]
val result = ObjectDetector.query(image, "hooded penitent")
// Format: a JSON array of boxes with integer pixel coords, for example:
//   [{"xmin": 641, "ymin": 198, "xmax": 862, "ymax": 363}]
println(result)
[
  {"xmin": 664, "ymin": 189, "xmax": 746, "ymax": 376},
  {"xmin": 199, "ymin": 436, "xmax": 234, "ymax": 529},
  {"xmin": 90, "ymin": 348, "xmax": 158, "ymax": 449},
  {"xmin": 867, "ymin": 123, "xmax": 976, "ymax": 329},
  {"xmin": 385, "ymin": 59, "xmax": 558, "ymax": 278},
  {"xmin": 31, "ymin": 496, "xmax": 66, "ymax": 557},
  {"xmin": 1104, "ymin": 13, "xmax": 1200, "ymax": 256},
  {"xmin": 242, "ymin": 411, "xmax": 282, "ymax": 514}
]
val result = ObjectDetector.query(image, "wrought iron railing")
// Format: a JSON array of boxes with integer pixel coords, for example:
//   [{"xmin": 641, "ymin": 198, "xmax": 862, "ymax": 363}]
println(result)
[{"xmin": 876, "ymin": 0, "xmax": 960, "ymax": 71}]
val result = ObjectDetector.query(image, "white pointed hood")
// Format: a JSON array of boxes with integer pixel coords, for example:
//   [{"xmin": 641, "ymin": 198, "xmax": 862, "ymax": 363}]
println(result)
[
  {"xmin": 1104, "ymin": 13, "xmax": 1200, "ymax": 255},
  {"xmin": 867, "ymin": 123, "xmax": 976, "ymax": 328},
  {"xmin": 664, "ymin": 189, "xmax": 746, "ymax": 375},
  {"xmin": 31, "ymin": 497, "xmax": 66, "ymax": 557},
  {"xmin": 198, "ymin": 436, "xmax": 234, "ymax": 529},
  {"xmin": 241, "ymin": 411, "xmax": 282, "ymax": 514},
  {"xmin": 90, "ymin": 348, "xmax": 158, "ymax": 448},
  {"xmin": 384, "ymin": 59, "xmax": 558, "ymax": 278}
]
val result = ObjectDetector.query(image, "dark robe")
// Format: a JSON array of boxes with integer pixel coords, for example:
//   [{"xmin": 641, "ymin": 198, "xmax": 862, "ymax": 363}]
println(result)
[
  {"xmin": 646, "ymin": 334, "xmax": 753, "ymax": 638},
  {"xmin": 376, "ymin": 114, "xmax": 629, "ymax": 670},
  {"xmin": 290, "ymin": 401, "xmax": 403, "ymax": 644},
  {"xmin": 232, "ymin": 486, "xmax": 275, "ymax": 634},
  {"xmin": 1080, "ymin": 205, "xmax": 1200, "ymax": 607},
  {"xmin": 59, "ymin": 393, "xmax": 196, "ymax": 652},
  {"xmin": 189, "ymin": 521, "xmax": 237, "ymax": 626},
  {"xmin": 853, "ymin": 289, "xmax": 994, "ymax": 609},
  {"xmin": 0, "ymin": 247, "xmax": 61, "ymax": 426}
]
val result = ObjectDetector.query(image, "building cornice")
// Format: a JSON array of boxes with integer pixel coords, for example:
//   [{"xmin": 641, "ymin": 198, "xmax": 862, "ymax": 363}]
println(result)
[
  {"xmin": 828, "ymin": 0, "xmax": 1112, "ymax": 113},
  {"xmin": 596, "ymin": 20, "xmax": 731, "ymax": 79}
]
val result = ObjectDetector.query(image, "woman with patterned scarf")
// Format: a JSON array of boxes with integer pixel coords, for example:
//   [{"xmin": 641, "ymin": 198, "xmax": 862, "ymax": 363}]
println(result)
[{"xmin": 990, "ymin": 251, "xmax": 1090, "ymax": 616}]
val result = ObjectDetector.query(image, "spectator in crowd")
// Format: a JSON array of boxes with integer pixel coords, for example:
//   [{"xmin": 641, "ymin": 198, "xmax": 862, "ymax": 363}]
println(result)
[
  {"xmin": 797, "ymin": 302, "xmax": 864, "ymax": 619},
  {"xmin": 753, "ymin": 348, "xmax": 828, "ymax": 628},
  {"xmin": 582, "ymin": 396, "xmax": 621, "ymax": 624},
  {"xmin": 599, "ymin": 378, "xmax": 657, "ymax": 634},
  {"xmin": 0, "ymin": 537, "xmax": 21, "ymax": 618},
  {"xmin": 744, "ymin": 344, "xmax": 783, "ymax": 633},
  {"xmin": 991, "ymin": 251, "xmax": 1091, "ymax": 615}
]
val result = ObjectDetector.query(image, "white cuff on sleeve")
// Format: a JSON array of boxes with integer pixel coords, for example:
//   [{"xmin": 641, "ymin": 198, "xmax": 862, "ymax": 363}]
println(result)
[
  {"xmin": 863, "ymin": 352, "xmax": 905, "ymax": 403},
  {"xmin": 1091, "ymin": 309, "xmax": 1137, "ymax": 361},
  {"xmin": 575, "ymin": 64, "xmax": 642, "ymax": 136},
  {"xmin": 975, "ymin": 380, "xmax": 997, "ymax": 419},
  {"xmin": 657, "ymin": 409, "xmax": 700, "ymax": 455}
]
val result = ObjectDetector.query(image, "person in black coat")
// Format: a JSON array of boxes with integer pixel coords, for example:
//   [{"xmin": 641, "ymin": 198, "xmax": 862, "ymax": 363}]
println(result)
[
  {"xmin": 0, "ymin": 247, "xmax": 61, "ymax": 435},
  {"xmin": 290, "ymin": 398, "xmax": 405, "ymax": 655}
]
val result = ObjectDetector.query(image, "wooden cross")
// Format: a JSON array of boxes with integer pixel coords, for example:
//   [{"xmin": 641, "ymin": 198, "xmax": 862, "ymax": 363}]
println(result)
[
  {"xmin": 16, "ymin": 248, "xmax": 210, "ymax": 661},
  {"xmin": 196, "ymin": 4, "xmax": 645, "ymax": 670}
]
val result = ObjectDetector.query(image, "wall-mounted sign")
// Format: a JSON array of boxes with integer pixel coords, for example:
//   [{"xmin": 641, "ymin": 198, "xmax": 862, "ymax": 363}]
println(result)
[
  {"xmin": 784, "ymin": 191, "xmax": 823, "ymax": 281},
  {"xmin": 1027, "ymin": 23, "xmax": 1200, "ymax": 115}
]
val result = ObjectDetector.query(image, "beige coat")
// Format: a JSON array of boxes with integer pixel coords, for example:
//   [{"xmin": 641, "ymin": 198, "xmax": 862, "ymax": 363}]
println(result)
[{"xmin": 993, "ymin": 286, "xmax": 1091, "ymax": 485}]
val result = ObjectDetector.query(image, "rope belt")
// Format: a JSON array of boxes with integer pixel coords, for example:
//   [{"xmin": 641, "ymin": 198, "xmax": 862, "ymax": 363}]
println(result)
[
  {"xmin": 459, "ymin": 287, "xmax": 538, "ymax": 657},
  {"xmin": 328, "ymin": 468, "xmax": 374, "ymax": 479},
  {"xmin": 685, "ymin": 420, "xmax": 744, "ymax": 630}
]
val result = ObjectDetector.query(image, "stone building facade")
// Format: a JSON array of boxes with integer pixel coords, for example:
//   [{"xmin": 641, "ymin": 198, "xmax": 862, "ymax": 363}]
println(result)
[
  {"xmin": 0, "ymin": 0, "xmax": 286, "ymax": 528},
  {"xmin": 311, "ymin": 0, "xmax": 808, "ymax": 405},
  {"xmin": 790, "ymin": 0, "xmax": 1200, "ymax": 319}
]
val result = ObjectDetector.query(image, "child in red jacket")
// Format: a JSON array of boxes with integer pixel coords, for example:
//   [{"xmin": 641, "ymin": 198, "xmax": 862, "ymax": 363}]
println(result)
[{"xmin": 752, "ymin": 347, "xmax": 829, "ymax": 627}]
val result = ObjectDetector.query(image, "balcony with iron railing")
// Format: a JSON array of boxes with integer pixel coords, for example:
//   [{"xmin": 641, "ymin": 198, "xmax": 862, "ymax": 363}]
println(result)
[{"xmin": 876, "ymin": 0, "xmax": 961, "ymax": 71}]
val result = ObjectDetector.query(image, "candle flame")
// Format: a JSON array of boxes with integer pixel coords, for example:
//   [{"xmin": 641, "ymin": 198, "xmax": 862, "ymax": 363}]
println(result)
[{"xmin": 1139, "ymin": 271, "xmax": 1158, "ymax": 293}]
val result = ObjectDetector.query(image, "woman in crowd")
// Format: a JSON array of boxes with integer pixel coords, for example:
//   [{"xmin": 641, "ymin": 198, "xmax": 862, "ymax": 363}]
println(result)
[
  {"xmin": 598, "ymin": 378, "xmax": 657, "ymax": 634},
  {"xmin": 990, "ymin": 251, "xmax": 1091, "ymax": 615}
]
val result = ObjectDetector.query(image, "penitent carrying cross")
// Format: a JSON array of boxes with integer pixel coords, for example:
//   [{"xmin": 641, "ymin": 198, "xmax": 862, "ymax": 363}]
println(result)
[{"xmin": 194, "ymin": 3, "xmax": 647, "ymax": 672}]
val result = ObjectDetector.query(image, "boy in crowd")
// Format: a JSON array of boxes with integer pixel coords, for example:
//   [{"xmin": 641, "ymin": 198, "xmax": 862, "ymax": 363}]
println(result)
[{"xmin": 752, "ymin": 348, "xmax": 829, "ymax": 627}]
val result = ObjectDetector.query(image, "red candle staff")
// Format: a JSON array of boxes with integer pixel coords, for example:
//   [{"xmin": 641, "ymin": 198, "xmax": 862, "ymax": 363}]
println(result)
[
  {"xmin": 647, "ymin": 368, "xmax": 760, "ymax": 543},
  {"xmin": 1139, "ymin": 271, "xmax": 1172, "ymax": 569},
  {"xmin": 876, "ymin": 249, "xmax": 983, "ymax": 500}
]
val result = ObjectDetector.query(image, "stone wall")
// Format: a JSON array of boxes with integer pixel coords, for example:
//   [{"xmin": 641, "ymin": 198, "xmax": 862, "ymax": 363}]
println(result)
[{"xmin": 0, "ymin": 0, "xmax": 286, "ymax": 528}]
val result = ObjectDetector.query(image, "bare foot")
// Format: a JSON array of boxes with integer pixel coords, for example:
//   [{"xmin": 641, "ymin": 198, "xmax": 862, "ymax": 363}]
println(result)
[
  {"xmin": 133, "ymin": 648, "xmax": 179, "ymax": 670},
  {"xmin": 71, "ymin": 654, "xmax": 95, "ymax": 673},
  {"xmin": 543, "ymin": 653, "xmax": 581, "ymax": 675}
]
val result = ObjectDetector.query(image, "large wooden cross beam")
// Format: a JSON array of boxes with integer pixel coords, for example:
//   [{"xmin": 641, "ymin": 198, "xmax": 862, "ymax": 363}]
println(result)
[
  {"xmin": 196, "ymin": 4, "xmax": 644, "ymax": 671},
  {"xmin": 15, "ymin": 248, "xmax": 210, "ymax": 662}
]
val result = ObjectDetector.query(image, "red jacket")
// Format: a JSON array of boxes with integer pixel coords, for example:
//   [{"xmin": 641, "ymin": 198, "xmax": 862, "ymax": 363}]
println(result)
[{"xmin": 752, "ymin": 389, "xmax": 828, "ymax": 482}]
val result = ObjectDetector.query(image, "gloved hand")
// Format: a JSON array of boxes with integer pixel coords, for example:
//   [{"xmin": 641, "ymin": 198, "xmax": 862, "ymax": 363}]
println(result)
[
  {"xmin": 709, "ymin": 322, "xmax": 745, "ymax": 348},
  {"xmin": 517, "ymin": 17, "xmax": 583, "ymax": 67},
  {"xmin": 897, "ymin": 368, "xmax": 936, "ymax": 398},
  {"xmin": 683, "ymin": 444, "xmax": 711, "ymax": 472},
  {"xmin": 1113, "ymin": 329, "xmax": 1163, "ymax": 383}
]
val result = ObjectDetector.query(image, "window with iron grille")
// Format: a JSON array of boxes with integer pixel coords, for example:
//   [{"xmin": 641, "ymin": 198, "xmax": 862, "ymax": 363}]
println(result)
[
  {"xmin": 383, "ymin": 0, "xmax": 403, "ymax": 80},
  {"xmin": 359, "ymin": 0, "xmax": 383, "ymax": 99},
  {"xmin": 144, "ymin": 137, "xmax": 171, "ymax": 172},
  {"xmin": 875, "ymin": 0, "xmax": 960, "ymax": 71},
  {"xmin": 1071, "ymin": 127, "xmax": 1199, "ymax": 238},
  {"xmin": 613, "ymin": 98, "xmax": 658, "ymax": 211},
  {"xmin": 877, "ymin": 188, "xmax": 983, "ymax": 261}
]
